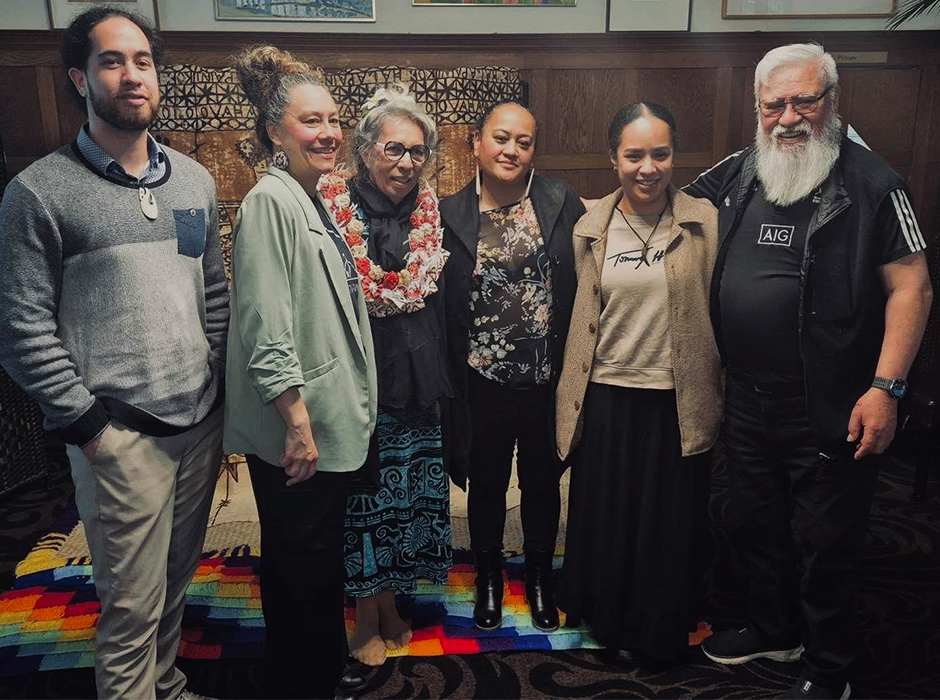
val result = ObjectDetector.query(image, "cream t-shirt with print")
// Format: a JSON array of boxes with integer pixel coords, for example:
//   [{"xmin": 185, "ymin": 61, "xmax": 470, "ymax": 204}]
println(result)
[{"xmin": 592, "ymin": 205, "xmax": 674, "ymax": 389}]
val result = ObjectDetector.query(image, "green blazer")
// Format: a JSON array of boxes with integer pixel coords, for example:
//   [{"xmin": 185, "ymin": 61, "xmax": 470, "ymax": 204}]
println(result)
[{"xmin": 224, "ymin": 166, "xmax": 377, "ymax": 470}]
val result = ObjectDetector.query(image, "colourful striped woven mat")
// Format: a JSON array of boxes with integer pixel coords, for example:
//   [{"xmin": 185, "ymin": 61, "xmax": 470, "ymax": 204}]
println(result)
[{"xmin": 0, "ymin": 501, "xmax": 710, "ymax": 676}]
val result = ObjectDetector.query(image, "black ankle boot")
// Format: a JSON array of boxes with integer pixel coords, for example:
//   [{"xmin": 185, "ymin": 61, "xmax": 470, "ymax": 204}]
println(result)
[
  {"xmin": 525, "ymin": 549, "xmax": 559, "ymax": 632},
  {"xmin": 473, "ymin": 548, "xmax": 503, "ymax": 631}
]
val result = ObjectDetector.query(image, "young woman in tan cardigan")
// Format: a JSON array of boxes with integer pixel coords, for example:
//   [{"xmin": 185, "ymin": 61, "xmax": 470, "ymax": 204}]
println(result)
[{"xmin": 556, "ymin": 102, "xmax": 722, "ymax": 666}]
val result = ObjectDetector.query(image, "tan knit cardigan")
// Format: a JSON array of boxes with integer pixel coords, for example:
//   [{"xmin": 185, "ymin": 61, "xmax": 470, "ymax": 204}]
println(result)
[{"xmin": 555, "ymin": 186, "xmax": 723, "ymax": 460}]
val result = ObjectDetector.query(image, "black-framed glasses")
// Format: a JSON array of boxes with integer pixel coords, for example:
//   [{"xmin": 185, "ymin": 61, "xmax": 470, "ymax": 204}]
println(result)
[
  {"xmin": 376, "ymin": 141, "xmax": 432, "ymax": 165},
  {"xmin": 759, "ymin": 85, "xmax": 832, "ymax": 118}
]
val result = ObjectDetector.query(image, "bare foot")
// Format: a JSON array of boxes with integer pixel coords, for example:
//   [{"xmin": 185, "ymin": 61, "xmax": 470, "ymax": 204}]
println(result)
[
  {"xmin": 350, "ymin": 631, "xmax": 387, "ymax": 666},
  {"xmin": 378, "ymin": 590, "xmax": 413, "ymax": 650},
  {"xmin": 380, "ymin": 613, "xmax": 413, "ymax": 650},
  {"xmin": 350, "ymin": 596, "xmax": 388, "ymax": 666}
]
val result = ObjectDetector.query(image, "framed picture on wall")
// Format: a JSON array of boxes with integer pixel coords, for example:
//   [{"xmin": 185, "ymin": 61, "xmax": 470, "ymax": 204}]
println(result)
[
  {"xmin": 722, "ymin": 0, "xmax": 897, "ymax": 19},
  {"xmin": 607, "ymin": 0, "xmax": 691, "ymax": 31},
  {"xmin": 215, "ymin": 0, "xmax": 376, "ymax": 21},
  {"xmin": 413, "ymin": 0, "xmax": 575, "ymax": 5},
  {"xmin": 411, "ymin": 0, "xmax": 578, "ymax": 7},
  {"xmin": 48, "ymin": 0, "xmax": 158, "ymax": 28}
]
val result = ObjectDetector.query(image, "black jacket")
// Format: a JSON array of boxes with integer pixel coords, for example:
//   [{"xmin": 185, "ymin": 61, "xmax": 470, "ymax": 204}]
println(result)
[
  {"xmin": 685, "ymin": 136, "xmax": 926, "ymax": 448},
  {"xmin": 439, "ymin": 175, "xmax": 585, "ymax": 488}
]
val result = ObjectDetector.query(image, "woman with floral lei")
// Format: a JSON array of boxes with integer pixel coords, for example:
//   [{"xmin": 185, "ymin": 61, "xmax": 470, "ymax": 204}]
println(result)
[
  {"xmin": 439, "ymin": 102, "xmax": 584, "ymax": 634},
  {"xmin": 319, "ymin": 83, "xmax": 452, "ymax": 666}
]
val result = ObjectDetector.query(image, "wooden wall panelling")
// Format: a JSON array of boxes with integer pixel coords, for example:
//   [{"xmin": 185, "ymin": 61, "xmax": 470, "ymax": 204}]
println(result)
[
  {"xmin": 527, "ymin": 67, "xmax": 636, "ymax": 198},
  {"xmin": 541, "ymin": 69, "xmax": 601, "ymax": 156},
  {"xmin": 924, "ymin": 165, "xmax": 940, "ymax": 243},
  {"xmin": 928, "ymin": 62, "xmax": 940, "ymax": 163},
  {"xmin": 0, "ymin": 67, "xmax": 45, "ymax": 175},
  {"xmin": 52, "ymin": 74, "xmax": 89, "ymax": 145},
  {"xmin": 536, "ymin": 69, "xmax": 632, "ymax": 158},
  {"xmin": 736, "ymin": 66, "xmax": 757, "ymax": 154},
  {"xmin": 909, "ymin": 65, "xmax": 938, "ymax": 232},
  {"xmin": 35, "ymin": 67, "xmax": 61, "ymax": 154},
  {"xmin": 835, "ymin": 65, "xmax": 855, "ymax": 136},
  {"xmin": 637, "ymin": 68, "xmax": 716, "ymax": 155},
  {"xmin": 551, "ymin": 168, "xmax": 619, "ymax": 200},
  {"xmin": 727, "ymin": 66, "xmax": 749, "ymax": 155},
  {"xmin": 711, "ymin": 66, "xmax": 733, "ymax": 165},
  {"xmin": 3, "ymin": 29, "xmax": 940, "ymax": 205},
  {"xmin": 2, "ymin": 29, "xmax": 940, "ymax": 372},
  {"xmin": 840, "ymin": 67, "xmax": 921, "ymax": 167}
]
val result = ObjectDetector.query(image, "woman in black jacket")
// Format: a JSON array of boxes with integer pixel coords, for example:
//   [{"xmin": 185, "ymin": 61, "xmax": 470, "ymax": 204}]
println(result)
[{"xmin": 440, "ymin": 101, "xmax": 584, "ymax": 632}]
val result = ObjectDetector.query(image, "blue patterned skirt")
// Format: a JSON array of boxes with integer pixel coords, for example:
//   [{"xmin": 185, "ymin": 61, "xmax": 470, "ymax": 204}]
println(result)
[{"xmin": 343, "ymin": 403, "xmax": 452, "ymax": 597}]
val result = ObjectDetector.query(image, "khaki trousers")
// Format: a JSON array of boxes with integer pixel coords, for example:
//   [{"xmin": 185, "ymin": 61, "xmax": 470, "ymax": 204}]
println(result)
[{"xmin": 66, "ymin": 407, "xmax": 223, "ymax": 700}]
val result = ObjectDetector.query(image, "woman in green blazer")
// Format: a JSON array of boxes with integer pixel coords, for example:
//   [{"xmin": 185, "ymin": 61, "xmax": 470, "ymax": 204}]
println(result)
[{"xmin": 224, "ymin": 47, "xmax": 376, "ymax": 700}]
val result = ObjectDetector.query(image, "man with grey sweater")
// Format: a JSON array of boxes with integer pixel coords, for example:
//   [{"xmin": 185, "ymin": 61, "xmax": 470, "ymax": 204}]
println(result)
[{"xmin": 0, "ymin": 8, "xmax": 227, "ymax": 699}]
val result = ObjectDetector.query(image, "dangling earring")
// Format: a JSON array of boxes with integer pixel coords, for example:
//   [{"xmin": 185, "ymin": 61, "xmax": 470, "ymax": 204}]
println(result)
[
  {"xmin": 522, "ymin": 168, "xmax": 535, "ymax": 200},
  {"xmin": 272, "ymin": 149, "xmax": 289, "ymax": 170},
  {"xmin": 475, "ymin": 164, "xmax": 482, "ymax": 196}
]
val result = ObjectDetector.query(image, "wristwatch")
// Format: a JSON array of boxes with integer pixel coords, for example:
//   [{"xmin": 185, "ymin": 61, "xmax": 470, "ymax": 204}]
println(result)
[{"xmin": 871, "ymin": 376, "xmax": 909, "ymax": 399}]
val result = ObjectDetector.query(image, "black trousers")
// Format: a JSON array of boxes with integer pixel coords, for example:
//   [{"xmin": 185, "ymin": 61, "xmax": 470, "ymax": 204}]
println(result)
[
  {"xmin": 466, "ymin": 370, "xmax": 561, "ymax": 553},
  {"xmin": 247, "ymin": 456, "xmax": 350, "ymax": 700},
  {"xmin": 724, "ymin": 372, "xmax": 880, "ymax": 689}
]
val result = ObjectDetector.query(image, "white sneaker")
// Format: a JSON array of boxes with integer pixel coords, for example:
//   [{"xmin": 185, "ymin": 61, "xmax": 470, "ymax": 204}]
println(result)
[{"xmin": 179, "ymin": 690, "xmax": 218, "ymax": 700}]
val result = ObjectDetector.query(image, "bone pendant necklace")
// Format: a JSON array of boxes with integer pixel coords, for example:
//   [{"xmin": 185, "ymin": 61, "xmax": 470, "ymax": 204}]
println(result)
[{"xmin": 138, "ymin": 187, "xmax": 158, "ymax": 221}]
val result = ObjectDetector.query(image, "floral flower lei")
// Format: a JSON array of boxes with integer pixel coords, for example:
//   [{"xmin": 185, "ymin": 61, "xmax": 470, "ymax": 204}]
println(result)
[{"xmin": 317, "ymin": 171, "xmax": 449, "ymax": 317}]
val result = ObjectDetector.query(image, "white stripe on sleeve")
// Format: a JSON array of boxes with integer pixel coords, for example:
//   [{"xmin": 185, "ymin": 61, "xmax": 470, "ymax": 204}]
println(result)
[
  {"xmin": 889, "ymin": 189, "xmax": 926, "ymax": 253},
  {"xmin": 688, "ymin": 149, "xmax": 746, "ymax": 189}
]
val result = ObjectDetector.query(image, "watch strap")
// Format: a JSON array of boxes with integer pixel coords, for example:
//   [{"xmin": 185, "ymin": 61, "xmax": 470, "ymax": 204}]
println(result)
[
  {"xmin": 871, "ymin": 376, "xmax": 892, "ymax": 391},
  {"xmin": 872, "ymin": 376, "xmax": 907, "ymax": 398}
]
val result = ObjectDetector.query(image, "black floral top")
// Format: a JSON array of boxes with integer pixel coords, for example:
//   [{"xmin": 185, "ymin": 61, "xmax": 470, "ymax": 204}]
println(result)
[{"xmin": 468, "ymin": 198, "xmax": 553, "ymax": 387}]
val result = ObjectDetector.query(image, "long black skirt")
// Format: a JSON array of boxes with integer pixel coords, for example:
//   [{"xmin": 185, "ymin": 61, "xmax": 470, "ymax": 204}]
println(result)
[{"xmin": 559, "ymin": 382, "xmax": 711, "ymax": 660}]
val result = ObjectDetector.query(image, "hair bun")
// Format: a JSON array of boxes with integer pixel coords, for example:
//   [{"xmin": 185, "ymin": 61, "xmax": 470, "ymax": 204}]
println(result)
[
  {"xmin": 360, "ymin": 82, "xmax": 417, "ymax": 116},
  {"xmin": 234, "ymin": 45, "xmax": 320, "ymax": 109}
]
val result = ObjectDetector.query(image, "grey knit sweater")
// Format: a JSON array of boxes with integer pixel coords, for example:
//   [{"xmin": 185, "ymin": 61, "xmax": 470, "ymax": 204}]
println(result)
[{"xmin": 0, "ymin": 142, "xmax": 228, "ymax": 446}]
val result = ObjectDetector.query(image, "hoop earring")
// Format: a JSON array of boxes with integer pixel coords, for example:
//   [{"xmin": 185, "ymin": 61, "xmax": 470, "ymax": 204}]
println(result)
[
  {"xmin": 522, "ymin": 168, "xmax": 535, "ymax": 200},
  {"xmin": 272, "ymin": 149, "xmax": 289, "ymax": 170},
  {"xmin": 475, "ymin": 164, "xmax": 482, "ymax": 196}
]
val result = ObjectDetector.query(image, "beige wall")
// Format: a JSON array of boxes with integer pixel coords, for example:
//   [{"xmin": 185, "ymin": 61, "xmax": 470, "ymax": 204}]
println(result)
[{"xmin": 3, "ymin": 0, "xmax": 940, "ymax": 32}]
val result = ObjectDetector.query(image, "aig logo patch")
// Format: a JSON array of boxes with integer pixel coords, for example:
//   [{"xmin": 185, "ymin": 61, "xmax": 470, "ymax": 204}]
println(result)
[{"xmin": 758, "ymin": 224, "xmax": 794, "ymax": 246}]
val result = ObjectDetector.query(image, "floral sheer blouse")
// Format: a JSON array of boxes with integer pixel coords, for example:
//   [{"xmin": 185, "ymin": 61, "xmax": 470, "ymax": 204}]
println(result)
[{"xmin": 468, "ymin": 197, "xmax": 553, "ymax": 387}]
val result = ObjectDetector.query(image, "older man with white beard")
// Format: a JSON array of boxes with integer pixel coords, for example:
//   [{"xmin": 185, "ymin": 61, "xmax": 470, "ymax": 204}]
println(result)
[{"xmin": 685, "ymin": 43, "xmax": 932, "ymax": 700}]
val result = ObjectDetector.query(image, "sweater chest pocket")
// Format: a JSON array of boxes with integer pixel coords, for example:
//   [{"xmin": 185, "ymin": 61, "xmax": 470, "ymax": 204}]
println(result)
[{"xmin": 173, "ymin": 208, "xmax": 207, "ymax": 258}]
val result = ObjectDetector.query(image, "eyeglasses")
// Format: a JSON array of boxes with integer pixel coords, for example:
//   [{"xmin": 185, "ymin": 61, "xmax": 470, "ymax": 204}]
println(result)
[
  {"xmin": 759, "ymin": 85, "xmax": 832, "ymax": 118},
  {"xmin": 376, "ymin": 141, "xmax": 432, "ymax": 165}
]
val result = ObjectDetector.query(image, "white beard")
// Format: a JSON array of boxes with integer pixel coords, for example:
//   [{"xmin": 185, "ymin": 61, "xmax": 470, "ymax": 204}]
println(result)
[{"xmin": 755, "ymin": 110, "xmax": 842, "ymax": 207}]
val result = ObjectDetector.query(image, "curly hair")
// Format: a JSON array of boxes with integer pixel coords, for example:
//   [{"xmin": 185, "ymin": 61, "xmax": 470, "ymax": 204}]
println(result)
[
  {"xmin": 233, "ymin": 45, "xmax": 327, "ymax": 153},
  {"xmin": 351, "ymin": 83, "xmax": 437, "ymax": 176}
]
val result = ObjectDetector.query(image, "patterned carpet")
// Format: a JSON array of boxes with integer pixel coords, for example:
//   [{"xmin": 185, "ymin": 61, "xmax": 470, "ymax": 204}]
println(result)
[{"xmin": 0, "ymin": 444, "xmax": 938, "ymax": 698}]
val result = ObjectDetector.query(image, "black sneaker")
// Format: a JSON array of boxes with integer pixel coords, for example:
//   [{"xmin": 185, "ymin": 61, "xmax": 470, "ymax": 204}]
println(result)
[
  {"xmin": 701, "ymin": 627, "xmax": 803, "ymax": 664},
  {"xmin": 785, "ymin": 677, "xmax": 851, "ymax": 699}
]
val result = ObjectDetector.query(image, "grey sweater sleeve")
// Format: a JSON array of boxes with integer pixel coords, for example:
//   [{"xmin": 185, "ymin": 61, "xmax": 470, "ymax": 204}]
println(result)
[
  {"xmin": 203, "ymin": 188, "xmax": 230, "ymax": 370},
  {"xmin": 0, "ymin": 179, "xmax": 108, "ymax": 445}
]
